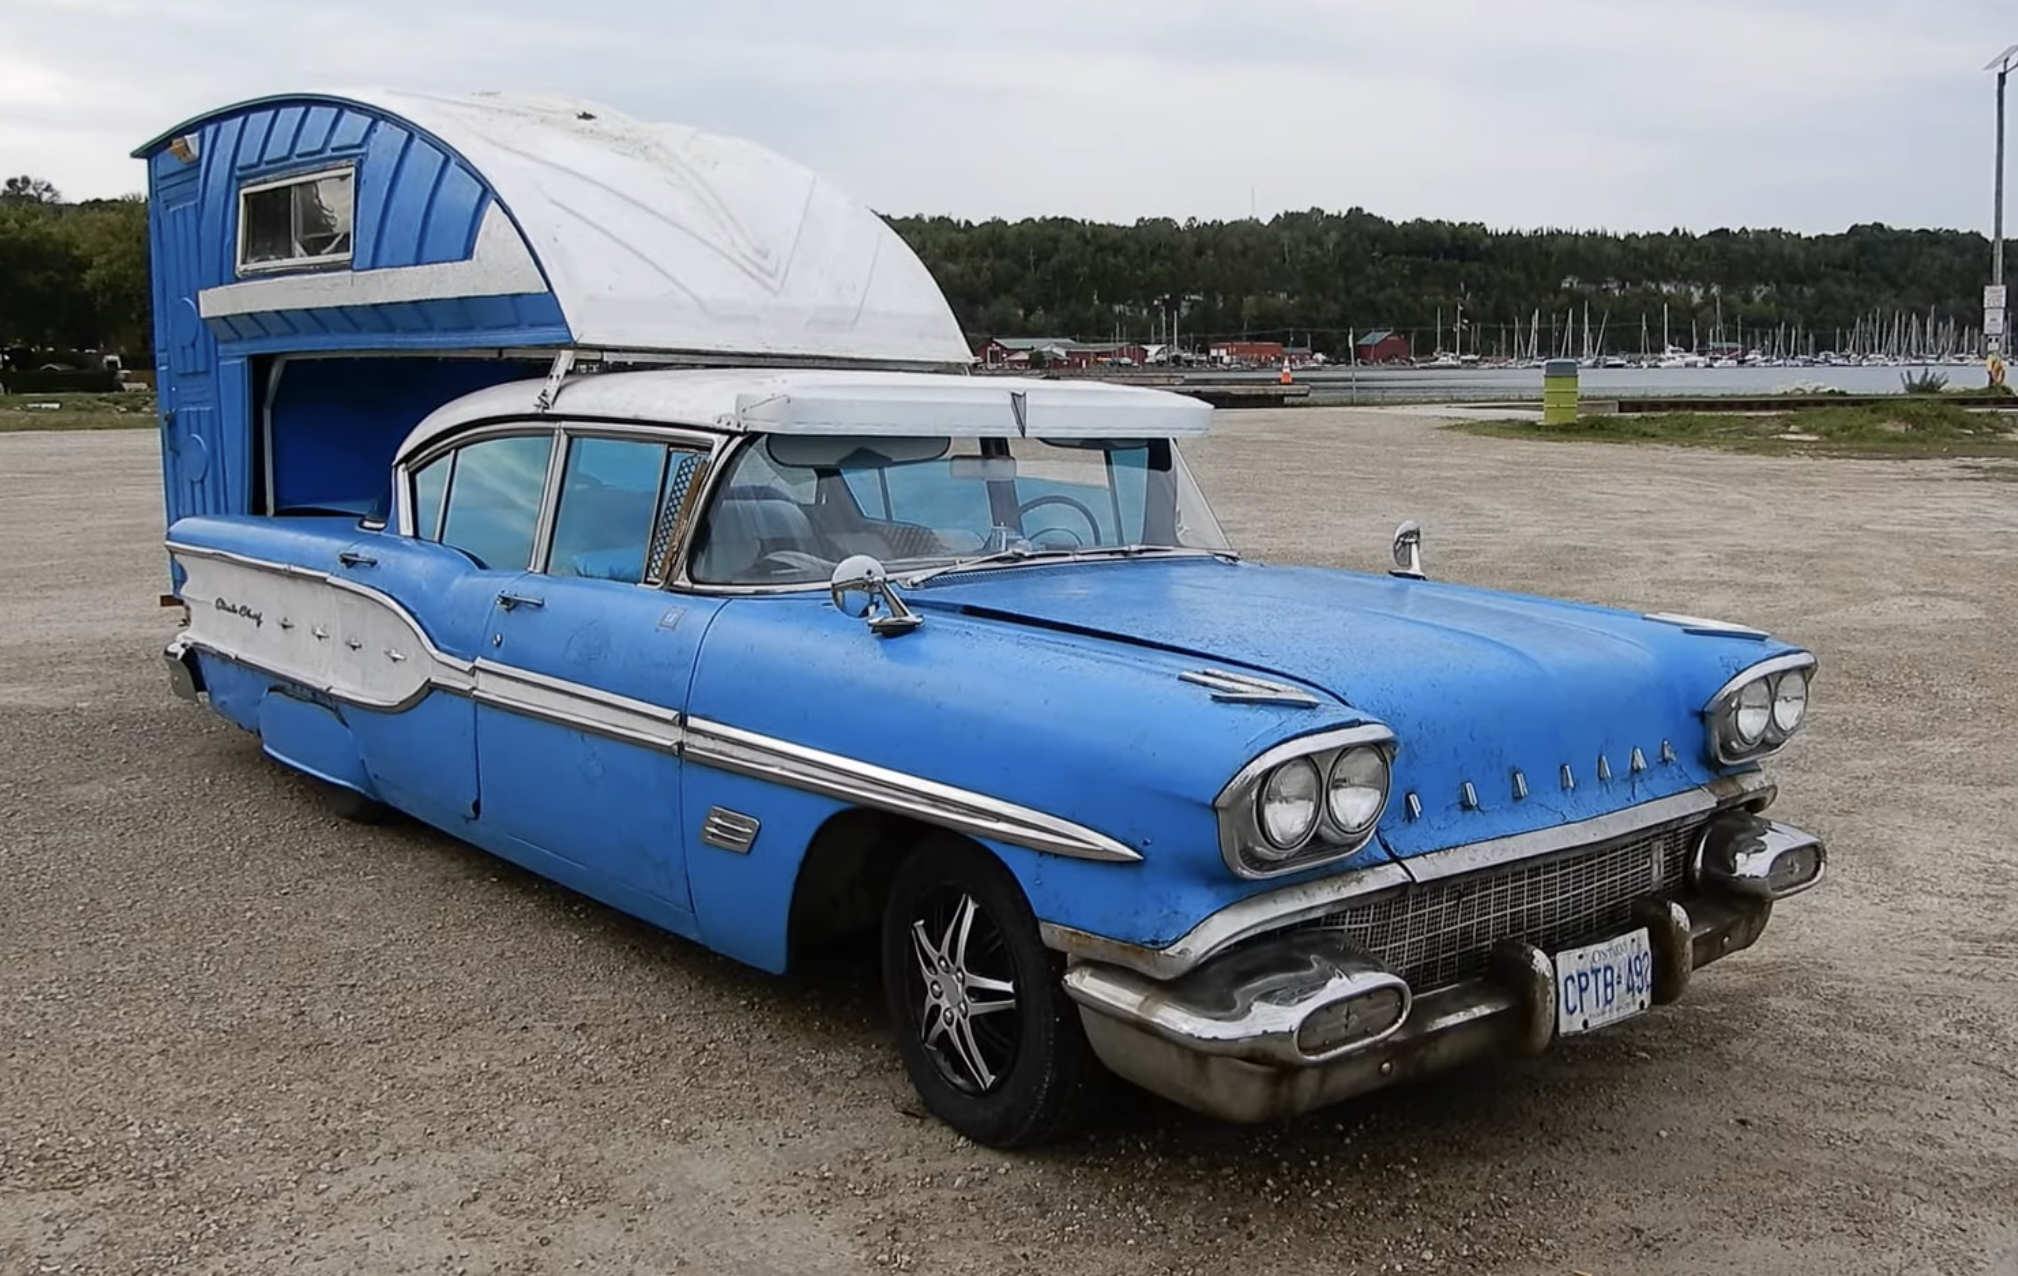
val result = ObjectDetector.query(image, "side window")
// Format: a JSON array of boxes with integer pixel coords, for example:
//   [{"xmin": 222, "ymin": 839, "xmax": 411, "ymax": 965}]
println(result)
[
  {"xmin": 410, "ymin": 454, "xmax": 450, "ymax": 540},
  {"xmin": 434, "ymin": 434, "xmax": 553, "ymax": 571},
  {"xmin": 547, "ymin": 436, "xmax": 702, "ymax": 585}
]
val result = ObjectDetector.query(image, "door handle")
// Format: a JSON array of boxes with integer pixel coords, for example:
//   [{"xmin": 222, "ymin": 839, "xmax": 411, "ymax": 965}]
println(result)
[
  {"xmin": 338, "ymin": 551, "xmax": 378, "ymax": 568},
  {"xmin": 496, "ymin": 591, "xmax": 545, "ymax": 611}
]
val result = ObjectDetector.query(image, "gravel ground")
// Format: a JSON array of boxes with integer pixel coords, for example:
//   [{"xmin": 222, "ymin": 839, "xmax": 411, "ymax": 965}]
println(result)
[{"xmin": 2, "ymin": 416, "xmax": 2014, "ymax": 1276}]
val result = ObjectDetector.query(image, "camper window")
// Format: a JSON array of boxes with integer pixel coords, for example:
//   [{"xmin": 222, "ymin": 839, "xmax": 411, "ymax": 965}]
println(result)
[{"xmin": 238, "ymin": 167, "xmax": 355, "ymax": 273}]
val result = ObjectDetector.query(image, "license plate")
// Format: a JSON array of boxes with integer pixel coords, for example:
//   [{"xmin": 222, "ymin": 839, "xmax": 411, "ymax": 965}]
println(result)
[{"xmin": 1554, "ymin": 928, "xmax": 1654, "ymax": 1037}]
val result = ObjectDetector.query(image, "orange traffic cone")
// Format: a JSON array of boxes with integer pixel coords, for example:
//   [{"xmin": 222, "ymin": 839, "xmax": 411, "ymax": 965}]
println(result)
[{"xmin": 1279, "ymin": 358, "xmax": 1294, "ymax": 385}]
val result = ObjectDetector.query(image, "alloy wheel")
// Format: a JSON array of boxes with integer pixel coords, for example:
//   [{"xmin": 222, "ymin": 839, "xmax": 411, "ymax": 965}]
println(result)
[{"xmin": 905, "ymin": 890, "xmax": 1020, "ymax": 1093}]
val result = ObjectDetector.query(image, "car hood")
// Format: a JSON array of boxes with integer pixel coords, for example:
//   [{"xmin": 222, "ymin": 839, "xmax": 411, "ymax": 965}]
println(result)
[{"xmin": 904, "ymin": 558, "xmax": 1801, "ymax": 856}]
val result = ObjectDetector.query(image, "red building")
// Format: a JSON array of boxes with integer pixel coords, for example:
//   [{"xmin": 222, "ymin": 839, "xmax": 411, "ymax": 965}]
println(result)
[
  {"xmin": 1208, "ymin": 340, "xmax": 1284, "ymax": 365},
  {"xmin": 1355, "ymin": 329, "xmax": 1411, "ymax": 364}
]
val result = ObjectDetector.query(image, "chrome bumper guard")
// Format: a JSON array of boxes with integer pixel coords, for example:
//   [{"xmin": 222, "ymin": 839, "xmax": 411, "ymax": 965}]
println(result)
[{"xmin": 1065, "ymin": 816, "xmax": 1823, "ymax": 1125}]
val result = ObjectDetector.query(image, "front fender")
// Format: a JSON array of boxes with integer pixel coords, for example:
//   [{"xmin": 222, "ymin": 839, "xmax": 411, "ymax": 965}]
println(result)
[{"xmin": 680, "ymin": 594, "xmax": 1385, "ymax": 959}]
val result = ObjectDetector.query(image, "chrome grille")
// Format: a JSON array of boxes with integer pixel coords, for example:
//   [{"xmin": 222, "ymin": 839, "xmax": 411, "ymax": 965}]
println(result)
[{"xmin": 1294, "ymin": 821, "xmax": 1701, "ymax": 993}]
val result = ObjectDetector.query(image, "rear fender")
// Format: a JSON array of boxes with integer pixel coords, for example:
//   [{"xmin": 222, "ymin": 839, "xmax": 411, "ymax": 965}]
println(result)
[{"xmin": 256, "ymin": 688, "xmax": 377, "ymax": 799}]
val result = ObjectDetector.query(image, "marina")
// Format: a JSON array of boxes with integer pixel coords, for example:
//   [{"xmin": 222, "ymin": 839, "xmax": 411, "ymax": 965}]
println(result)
[{"xmin": 1060, "ymin": 360, "xmax": 2007, "ymax": 406}]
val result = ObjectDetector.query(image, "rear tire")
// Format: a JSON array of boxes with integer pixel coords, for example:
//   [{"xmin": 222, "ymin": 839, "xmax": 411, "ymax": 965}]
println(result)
[{"xmin": 880, "ymin": 837, "xmax": 1104, "ymax": 1147}]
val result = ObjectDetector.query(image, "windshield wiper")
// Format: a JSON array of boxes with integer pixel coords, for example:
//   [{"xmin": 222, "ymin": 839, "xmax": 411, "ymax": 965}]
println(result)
[
  {"xmin": 1071, "ymin": 544, "xmax": 1242, "ymax": 563},
  {"xmin": 900, "ymin": 543, "xmax": 1239, "ymax": 588},
  {"xmin": 900, "ymin": 546, "xmax": 1084, "ymax": 588}
]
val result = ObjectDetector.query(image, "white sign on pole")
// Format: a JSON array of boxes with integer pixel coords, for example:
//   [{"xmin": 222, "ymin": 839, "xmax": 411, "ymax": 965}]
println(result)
[
  {"xmin": 1987, "ymin": 307, "xmax": 2008, "ymax": 337},
  {"xmin": 1986, "ymin": 284, "xmax": 2008, "ymax": 310}
]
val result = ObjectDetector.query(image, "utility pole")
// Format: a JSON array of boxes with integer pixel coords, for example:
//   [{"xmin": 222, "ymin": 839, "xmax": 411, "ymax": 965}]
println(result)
[{"xmin": 1985, "ymin": 45, "xmax": 2017, "ymax": 354}]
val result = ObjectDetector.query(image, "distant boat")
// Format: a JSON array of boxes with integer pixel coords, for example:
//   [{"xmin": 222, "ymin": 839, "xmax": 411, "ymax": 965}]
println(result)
[{"xmin": 1654, "ymin": 345, "xmax": 1707, "ymax": 369}]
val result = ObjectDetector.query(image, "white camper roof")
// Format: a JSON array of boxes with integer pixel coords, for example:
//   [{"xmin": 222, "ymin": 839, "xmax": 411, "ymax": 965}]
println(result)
[
  {"xmin": 397, "ymin": 368, "xmax": 1215, "ymax": 460},
  {"xmin": 375, "ymin": 91, "xmax": 970, "ymax": 365}
]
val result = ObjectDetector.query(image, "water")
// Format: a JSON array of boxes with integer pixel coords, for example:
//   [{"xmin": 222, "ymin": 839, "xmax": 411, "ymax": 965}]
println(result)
[{"xmin": 1224, "ymin": 362, "xmax": 1999, "ymax": 405}]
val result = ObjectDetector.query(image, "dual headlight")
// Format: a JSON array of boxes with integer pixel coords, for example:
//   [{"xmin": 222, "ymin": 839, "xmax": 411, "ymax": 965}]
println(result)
[
  {"xmin": 1706, "ymin": 654, "xmax": 1815, "ymax": 764},
  {"xmin": 1217, "ymin": 726, "xmax": 1396, "ymax": 878}
]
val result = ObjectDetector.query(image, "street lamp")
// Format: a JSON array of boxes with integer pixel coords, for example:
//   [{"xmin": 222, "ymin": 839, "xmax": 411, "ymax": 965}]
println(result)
[{"xmin": 1984, "ymin": 43, "xmax": 2018, "ymax": 354}]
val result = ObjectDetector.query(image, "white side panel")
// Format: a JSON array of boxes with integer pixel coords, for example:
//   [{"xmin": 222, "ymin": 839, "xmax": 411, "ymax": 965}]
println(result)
[
  {"xmin": 171, "ymin": 547, "xmax": 470, "ymax": 709},
  {"xmin": 197, "ymin": 204, "xmax": 546, "ymax": 319}
]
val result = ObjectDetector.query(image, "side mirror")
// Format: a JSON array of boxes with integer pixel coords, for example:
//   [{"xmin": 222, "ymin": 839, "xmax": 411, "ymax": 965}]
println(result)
[
  {"xmin": 1390, "ymin": 520, "xmax": 1426, "ymax": 580},
  {"xmin": 829, "ymin": 555, "xmax": 924, "ymax": 637}
]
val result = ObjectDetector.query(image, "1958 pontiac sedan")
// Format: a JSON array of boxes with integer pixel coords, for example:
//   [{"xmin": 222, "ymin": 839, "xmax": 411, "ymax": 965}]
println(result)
[{"xmin": 142, "ymin": 90, "xmax": 1824, "ymax": 1147}]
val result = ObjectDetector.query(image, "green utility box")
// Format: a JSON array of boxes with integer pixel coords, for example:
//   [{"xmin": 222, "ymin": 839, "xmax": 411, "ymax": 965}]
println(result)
[{"xmin": 1542, "ymin": 358, "xmax": 1580, "ymax": 424}]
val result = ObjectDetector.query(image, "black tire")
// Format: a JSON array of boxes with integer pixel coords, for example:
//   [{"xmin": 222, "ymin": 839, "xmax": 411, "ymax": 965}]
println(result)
[
  {"xmin": 321, "ymin": 781, "xmax": 393, "ymax": 825},
  {"xmin": 880, "ymin": 837, "xmax": 1104, "ymax": 1147}
]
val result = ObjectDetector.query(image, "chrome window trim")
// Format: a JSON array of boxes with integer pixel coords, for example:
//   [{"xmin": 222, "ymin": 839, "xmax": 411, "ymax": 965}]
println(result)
[
  {"xmin": 393, "ymin": 418, "xmax": 727, "ymax": 584},
  {"xmin": 665, "ymin": 432, "xmax": 812, "ymax": 595},
  {"xmin": 396, "ymin": 422, "xmax": 559, "ymax": 540},
  {"xmin": 234, "ymin": 164, "xmax": 357, "ymax": 276},
  {"xmin": 1041, "ymin": 770, "xmax": 1777, "ymax": 981},
  {"xmin": 536, "ymin": 427, "xmax": 714, "ymax": 582},
  {"xmin": 525, "ymin": 430, "xmax": 569, "ymax": 574}
]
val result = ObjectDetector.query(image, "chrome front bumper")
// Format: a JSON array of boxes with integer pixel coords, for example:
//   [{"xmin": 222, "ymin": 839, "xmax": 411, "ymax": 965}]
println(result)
[{"xmin": 1063, "ymin": 815, "xmax": 1823, "ymax": 1124}]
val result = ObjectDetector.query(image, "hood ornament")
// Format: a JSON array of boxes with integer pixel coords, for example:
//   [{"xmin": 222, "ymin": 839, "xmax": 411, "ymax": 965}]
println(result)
[
  {"xmin": 1390, "ymin": 520, "xmax": 1425, "ymax": 580},
  {"xmin": 1180, "ymin": 668, "xmax": 1320, "ymax": 708}
]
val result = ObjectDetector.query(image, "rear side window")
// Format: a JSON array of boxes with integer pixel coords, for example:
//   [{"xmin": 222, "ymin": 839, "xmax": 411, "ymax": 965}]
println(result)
[
  {"xmin": 426, "ymin": 435, "xmax": 554, "ymax": 571},
  {"xmin": 546, "ymin": 436, "xmax": 705, "ymax": 585},
  {"xmin": 410, "ymin": 454, "xmax": 450, "ymax": 540}
]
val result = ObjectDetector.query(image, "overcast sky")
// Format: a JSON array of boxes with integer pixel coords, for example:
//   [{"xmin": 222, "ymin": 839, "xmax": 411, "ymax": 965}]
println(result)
[{"xmin": 2, "ymin": 0, "xmax": 2010, "ymax": 234}]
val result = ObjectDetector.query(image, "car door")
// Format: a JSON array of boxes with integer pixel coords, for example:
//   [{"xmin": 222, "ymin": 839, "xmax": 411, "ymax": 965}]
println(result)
[
  {"xmin": 468, "ymin": 431, "xmax": 722, "ymax": 928},
  {"xmin": 328, "ymin": 429, "xmax": 560, "ymax": 833}
]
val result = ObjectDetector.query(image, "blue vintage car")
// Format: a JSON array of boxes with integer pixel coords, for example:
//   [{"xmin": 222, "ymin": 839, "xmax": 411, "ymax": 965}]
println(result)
[{"xmin": 142, "ymin": 92, "xmax": 1823, "ymax": 1147}]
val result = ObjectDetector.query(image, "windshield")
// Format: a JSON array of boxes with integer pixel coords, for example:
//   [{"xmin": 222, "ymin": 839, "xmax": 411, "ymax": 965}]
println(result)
[{"xmin": 688, "ymin": 435, "xmax": 1232, "ymax": 586}]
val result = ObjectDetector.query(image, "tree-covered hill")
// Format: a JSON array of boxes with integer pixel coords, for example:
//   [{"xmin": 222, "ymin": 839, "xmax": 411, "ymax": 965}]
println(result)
[
  {"xmin": 890, "ymin": 211, "xmax": 1994, "ymax": 358},
  {"xmin": 0, "ymin": 177, "xmax": 150, "ymax": 357}
]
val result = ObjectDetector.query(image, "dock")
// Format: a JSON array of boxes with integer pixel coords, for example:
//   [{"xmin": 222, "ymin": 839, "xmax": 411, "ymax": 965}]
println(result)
[{"xmin": 1009, "ymin": 370, "xmax": 1312, "ymax": 409}]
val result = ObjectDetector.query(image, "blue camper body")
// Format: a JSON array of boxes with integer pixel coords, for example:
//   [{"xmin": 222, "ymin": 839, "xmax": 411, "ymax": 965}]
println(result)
[{"xmin": 141, "ymin": 92, "xmax": 1827, "ymax": 1146}]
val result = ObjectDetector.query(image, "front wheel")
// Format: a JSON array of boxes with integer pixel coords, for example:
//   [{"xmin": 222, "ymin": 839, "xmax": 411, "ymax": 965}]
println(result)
[{"xmin": 880, "ymin": 839, "xmax": 1103, "ymax": 1147}]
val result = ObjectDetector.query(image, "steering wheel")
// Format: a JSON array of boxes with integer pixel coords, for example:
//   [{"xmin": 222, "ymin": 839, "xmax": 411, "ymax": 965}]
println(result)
[
  {"xmin": 759, "ymin": 549, "xmax": 836, "ymax": 577},
  {"xmin": 1016, "ymin": 494, "xmax": 1103, "ymax": 547},
  {"xmin": 1027, "ymin": 525, "xmax": 1085, "ymax": 550}
]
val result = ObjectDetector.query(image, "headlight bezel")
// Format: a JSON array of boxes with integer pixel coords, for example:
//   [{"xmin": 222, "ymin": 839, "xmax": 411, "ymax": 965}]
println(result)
[
  {"xmin": 1705, "ymin": 653, "xmax": 1817, "ymax": 765},
  {"xmin": 1216, "ymin": 724, "xmax": 1397, "ymax": 879}
]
